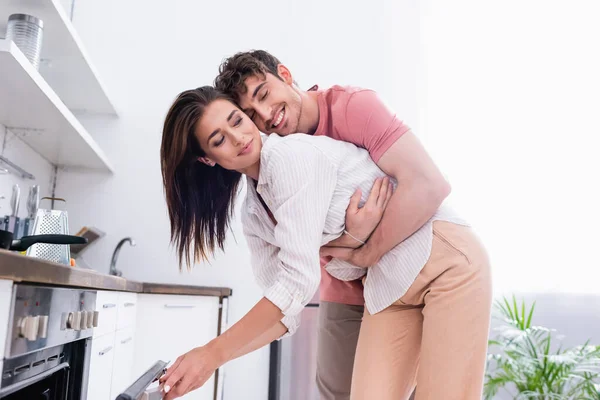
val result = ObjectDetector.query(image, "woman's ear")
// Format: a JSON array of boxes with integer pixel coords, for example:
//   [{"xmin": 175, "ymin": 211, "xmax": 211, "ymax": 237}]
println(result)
[{"xmin": 197, "ymin": 157, "xmax": 215, "ymax": 167}]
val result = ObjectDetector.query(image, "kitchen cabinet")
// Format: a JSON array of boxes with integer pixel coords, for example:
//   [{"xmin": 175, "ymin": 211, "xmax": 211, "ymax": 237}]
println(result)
[
  {"xmin": 88, "ymin": 290, "xmax": 138, "ymax": 400},
  {"xmin": 87, "ymin": 331, "xmax": 116, "ymax": 400},
  {"xmin": 110, "ymin": 327, "xmax": 136, "ymax": 400},
  {"xmin": 94, "ymin": 290, "xmax": 119, "ymax": 338},
  {"xmin": 117, "ymin": 292, "xmax": 138, "ymax": 330},
  {"xmin": 133, "ymin": 294, "xmax": 221, "ymax": 400}
]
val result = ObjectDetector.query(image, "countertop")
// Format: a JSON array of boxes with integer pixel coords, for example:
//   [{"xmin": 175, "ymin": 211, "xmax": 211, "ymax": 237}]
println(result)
[{"xmin": 0, "ymin": 250, "xmax": 232, "ymax": 297}]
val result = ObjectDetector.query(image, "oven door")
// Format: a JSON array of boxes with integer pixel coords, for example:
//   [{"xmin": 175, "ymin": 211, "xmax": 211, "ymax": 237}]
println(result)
[
  {"xmin": 0, "ymin": 362, "xmax": 69, "ymax": 400},
  {"xmin": 117, "ymin": 360, "xmax": 167, "ymax": 400},
  {"xmin": 0, "ymin": 339, "xmax": 89, "ymax": 400}
]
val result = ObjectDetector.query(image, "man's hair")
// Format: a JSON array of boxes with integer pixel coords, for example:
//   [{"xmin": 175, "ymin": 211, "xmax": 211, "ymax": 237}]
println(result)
[{"xmin": 214, "ymin": 50, "xmax": 284, "ymax": 103}]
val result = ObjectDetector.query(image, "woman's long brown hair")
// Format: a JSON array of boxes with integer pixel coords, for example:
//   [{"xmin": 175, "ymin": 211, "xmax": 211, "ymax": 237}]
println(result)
[{"xmin": 160, "ymin": 86, "xmax": 242, "ymax": 269}]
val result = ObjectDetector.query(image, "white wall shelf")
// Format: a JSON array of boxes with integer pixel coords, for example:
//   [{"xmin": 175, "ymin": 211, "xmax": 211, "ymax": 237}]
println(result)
[
  {"xmin": 0, "ymin": 0, "xmax": 117, "ymax": 116},
  {"xmin": 0, "ymin": 39, "xmax": 114, "ymax": 172}
]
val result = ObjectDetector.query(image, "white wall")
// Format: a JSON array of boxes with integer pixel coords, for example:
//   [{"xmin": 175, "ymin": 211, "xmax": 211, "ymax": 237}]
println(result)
[
  {"xmin": 0, "ymin": 125, "xmax": 54, "ymax": 224},
  {"xmin": 419, "ymin": 0, "xmax": 600, "ymax": 295},
  {"xmin": 54, "ymin": 1, "xmax": 421, "ymax": 399},
  {"xmin": 419, "ymin": 0, "xmax": 600, "ymax": 367}
]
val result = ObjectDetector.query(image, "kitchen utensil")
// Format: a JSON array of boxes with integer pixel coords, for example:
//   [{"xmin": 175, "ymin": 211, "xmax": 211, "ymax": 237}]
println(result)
[
  {"xmin": 0, "ymin": 229, "xmax": 86, "ymax": 252},
  {"xmin": 22, "ymin": 185, "xmax": 40, "ymax": 236},
  {"xmin": 117, "ymin": 360, "xmax": 168, "ymax": 400},
  {"xmin": 6, "ymin": 14, "xmax": 44, "ymax": 70},
  {"xmin": 6, "ymin": 184, "xmax": 20, "ymax": 237},
  {"xmin": 27, "ymin": 185, "xmax": 39, "ymax": 218},
  {"xmin": 26, "ymin": 197, "xmax": 72, "ymax": 264}
]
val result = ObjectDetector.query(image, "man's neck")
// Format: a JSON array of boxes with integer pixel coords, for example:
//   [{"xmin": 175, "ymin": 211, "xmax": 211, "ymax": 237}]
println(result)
[{"xmin": 296, "ymin": 90, "xmax": 320, "ymax": 135}]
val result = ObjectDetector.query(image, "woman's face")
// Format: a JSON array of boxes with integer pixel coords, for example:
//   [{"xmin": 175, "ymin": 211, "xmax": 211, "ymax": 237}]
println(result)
[{"xmin": 195, "ymin": 99, "xmax": 262, "ymax": 172}]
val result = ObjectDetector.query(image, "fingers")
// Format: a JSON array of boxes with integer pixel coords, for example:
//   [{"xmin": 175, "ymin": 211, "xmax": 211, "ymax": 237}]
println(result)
[
  {"xmin": 382, "ymin": 181, "xmax": 393, "ymax": 209},
  {"xmin": 320, "ymin": 246, "xmax": 353, "ymax": 262},
  {"xmin": 347, "ymin": 188, "xmax": 362, "ymax": 213},
  {"xmin": 162, "ymin": 360, "xmax": 185, "ymax": 398},
  {"xmin": 366, "ymin": 178, "xmax": 383, "ymax": 207},
  {"xmin": 376, "ymin": 177, "xmax": 390, "ymax": 208},
  {"xmin": 173, "ymin": 370, "xmax": 199, "ymax": 399},
  {"xmin": 160, "ymin": 357, "xmax": 183, "ymax": 385}
]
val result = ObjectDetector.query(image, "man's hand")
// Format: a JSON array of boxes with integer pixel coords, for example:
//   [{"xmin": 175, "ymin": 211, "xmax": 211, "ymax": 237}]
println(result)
[
  {"xmin": 324, "ymin": 177, "xmax": 393, "ymax": 249},
  {"xmin": 320, "ymin": 245, "xmax": 379, "ymax": 268},
  {"xmin": 160, "ymin": 344, "xmax": 222, "ymax": 399}
]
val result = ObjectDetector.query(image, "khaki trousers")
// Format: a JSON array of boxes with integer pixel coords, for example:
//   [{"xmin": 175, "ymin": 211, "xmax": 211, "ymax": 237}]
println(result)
[{"xmin": 350, "ymin": 221, "xmax": 493, "ymax": 400}]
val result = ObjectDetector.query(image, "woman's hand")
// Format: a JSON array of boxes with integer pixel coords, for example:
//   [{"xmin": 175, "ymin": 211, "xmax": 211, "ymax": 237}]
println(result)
[
  {"xmin": 324, "ymin": 177, "xmax": 393, "ymax": 249},
  {"xmin": 159, "ymin": 344, "xmax": 222, "ymax": 399}
]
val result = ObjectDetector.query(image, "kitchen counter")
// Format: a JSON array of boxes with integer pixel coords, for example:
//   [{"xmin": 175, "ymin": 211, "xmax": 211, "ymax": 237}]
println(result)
[{"xmin": 0, "ymin": 250, "xmax": 232, "ymax": 297}]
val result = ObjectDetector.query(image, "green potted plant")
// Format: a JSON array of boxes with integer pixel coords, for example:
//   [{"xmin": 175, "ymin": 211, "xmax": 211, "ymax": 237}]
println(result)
[{"xmin": 484, "ymin": 296, "xmax": 600, "ymax": 399}]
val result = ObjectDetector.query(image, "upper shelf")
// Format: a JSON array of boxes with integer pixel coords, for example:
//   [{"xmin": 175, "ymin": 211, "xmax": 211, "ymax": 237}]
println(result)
[
  {"xmin": 0, "ymin": 0, "xmax": 117, "ymax": 116},
  {"xmin": 0, "ymin": 39, "xmax": 114, "ymax": 172}
]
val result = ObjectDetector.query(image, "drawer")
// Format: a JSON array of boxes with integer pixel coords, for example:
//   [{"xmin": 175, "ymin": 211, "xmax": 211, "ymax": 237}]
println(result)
[
  {"xmin": 117, "ymin": 292, "xmax": 137, "ymax": 330},
  {"xmin": 87, "ymin": 332, "xmax": 116, "ymax": 400},
  {"xmin": 94, "ymin": 290, "xmax": 119, "ymax": 338},
  {"xmin": 110, "ymin": 327, "xmax": 136, "ymax": 399}
]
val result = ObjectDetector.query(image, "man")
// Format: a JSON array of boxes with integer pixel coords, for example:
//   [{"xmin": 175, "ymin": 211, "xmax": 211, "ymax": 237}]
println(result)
[{"xmin": 214, "ymin": 50, "xmax": 449, "ymax": 399}]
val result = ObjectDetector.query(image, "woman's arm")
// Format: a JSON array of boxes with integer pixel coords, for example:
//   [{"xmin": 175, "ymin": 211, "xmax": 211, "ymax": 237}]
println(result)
[
  {"xmin": 223, "ymin": 316, "xmax": 288, "ymax": 362},
  {"xmin": 162, "ymin": 138, "xmax": 339, "ymax": 399},
  {"xmin": 161, "ymin": 298, "xmax": 283, "ymax": 399},
  {"xmin": 211, "ymin": 297, "xmax": 283, "ymax": 363}
]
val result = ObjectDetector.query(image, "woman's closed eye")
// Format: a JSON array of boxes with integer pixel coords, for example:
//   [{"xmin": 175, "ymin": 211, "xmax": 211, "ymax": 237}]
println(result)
[
  {"xmin": 260, "ymin": 91, "xmax": 269, "ymax": 101},
  {"xmin": 234, "ymin": 117, "xmax": 243, "ymax": 127},
  {"xmin": 214, "ymin": 136, "xmax": 225, "ymax": 147}
]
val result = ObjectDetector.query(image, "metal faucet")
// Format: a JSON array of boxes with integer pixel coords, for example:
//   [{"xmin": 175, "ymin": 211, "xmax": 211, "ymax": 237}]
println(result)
[{"xmin": 110, "ymin": 237, "xmax": 136, "ymax": 276}]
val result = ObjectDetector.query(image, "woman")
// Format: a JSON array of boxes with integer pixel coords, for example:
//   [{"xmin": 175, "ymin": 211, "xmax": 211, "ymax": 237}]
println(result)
[{"xmin": 159, "ymin": 86, "xmax": 492, "ymax": 400}]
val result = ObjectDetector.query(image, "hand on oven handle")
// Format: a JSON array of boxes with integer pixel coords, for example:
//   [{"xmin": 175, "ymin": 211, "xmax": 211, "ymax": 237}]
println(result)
[{"xmin": 116, "ymin": 360, "xmax": 168, "ymax": 400}]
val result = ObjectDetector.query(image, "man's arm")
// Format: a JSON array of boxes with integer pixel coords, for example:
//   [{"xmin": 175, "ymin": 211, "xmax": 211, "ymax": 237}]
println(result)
[
  {"xmin": 363, "ymin": 131, "xmax": 450, "ymax": 263},
  {"xmin": 322, "ymin": 130, "xmax": 450, "ymax": 266},
  {"xmin": 321, "ymin": 90, "xmax": 450, "ymax": 267}
]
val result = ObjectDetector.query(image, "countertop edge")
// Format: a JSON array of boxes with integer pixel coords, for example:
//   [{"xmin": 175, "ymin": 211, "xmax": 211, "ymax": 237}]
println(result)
[{"xmin": 0, "ymin": 251, "xmax": 231, "ymax": 298}]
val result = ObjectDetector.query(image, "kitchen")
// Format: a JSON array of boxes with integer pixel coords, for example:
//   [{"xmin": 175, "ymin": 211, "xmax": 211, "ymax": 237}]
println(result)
[
  {"xmin": 2, "ymin": 0, "xmax": 600, "ymax": 400},
  {"xmin": 2, "ymin": 0, "xmax": 395, "ymax": 398}
]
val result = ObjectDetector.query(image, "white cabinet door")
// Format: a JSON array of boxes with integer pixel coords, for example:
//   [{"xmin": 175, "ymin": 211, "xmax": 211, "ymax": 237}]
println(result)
[
  {"xmin": 117, "ymin": 292, "xmax": 137, "ymax": 330},
  {"xmin": 94, "ymin": 291, "xmax": 119, "ymax": 338},
  {"xmin": 110, "ymin": 327, "xmax": 136, "ymax": 399},
  {"xmin": 134, "ymin": 294, "xmax": 220, "ymax": 400},
  {"xmin": 87, "ymin": 332, "xmax": 116, "ymax": 400}
]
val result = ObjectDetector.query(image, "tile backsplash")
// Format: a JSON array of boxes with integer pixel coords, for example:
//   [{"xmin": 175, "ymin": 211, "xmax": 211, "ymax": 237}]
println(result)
[{"xmin": 0, "ymin": 125, "xmax": 54, "ymax": 220}]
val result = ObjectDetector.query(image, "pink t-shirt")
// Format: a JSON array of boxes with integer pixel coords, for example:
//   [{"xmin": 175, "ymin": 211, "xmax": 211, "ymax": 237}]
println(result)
[{"xmin": 313, "ymin": 85, "xmax": 410, "ymax": 305}]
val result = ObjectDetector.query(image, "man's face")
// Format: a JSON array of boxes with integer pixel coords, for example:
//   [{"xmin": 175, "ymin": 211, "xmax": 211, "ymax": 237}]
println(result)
[{"xmin": 237, "ymin": 71, "xmax": 302, "ymax": 136}]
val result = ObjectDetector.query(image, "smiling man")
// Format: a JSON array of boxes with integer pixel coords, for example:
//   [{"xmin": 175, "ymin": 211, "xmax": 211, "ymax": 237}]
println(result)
[{"xmin": 211, "ymin": 50, "xmax": 451, "ymax": 399}]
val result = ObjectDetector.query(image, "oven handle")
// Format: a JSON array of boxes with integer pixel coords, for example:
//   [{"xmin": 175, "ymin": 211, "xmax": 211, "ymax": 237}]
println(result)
[
  {"xmin": 117, "ymin": 360, "xmax": 168, "ymax": 400},
  {"xmin": 0, "ymin": 362, "xmax": 70, "ymax": 398}
]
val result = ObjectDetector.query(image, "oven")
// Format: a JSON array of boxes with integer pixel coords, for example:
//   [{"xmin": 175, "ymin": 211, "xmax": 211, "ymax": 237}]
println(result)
[{"xmin": 1, "ymin": 284, "xmax": 96, "ymax": 400}]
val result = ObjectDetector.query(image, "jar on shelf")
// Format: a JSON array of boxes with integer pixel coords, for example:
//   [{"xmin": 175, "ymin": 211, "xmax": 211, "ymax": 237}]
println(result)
[{"xmin": 6, "ymin": 13, "xmax": 44, "ymax": 70}]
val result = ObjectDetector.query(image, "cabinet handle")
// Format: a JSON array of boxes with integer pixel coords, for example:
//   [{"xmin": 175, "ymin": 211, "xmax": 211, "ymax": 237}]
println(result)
[
  {"xmin": 99, "ymin": 346, "xmax": 113, "ymax": 356},
  {"xmin": 164, "ymin": 304, "xmax": 196, "ymax": 309},
  {"xmin": 120, "ymin": 337, "xmax": 133, "ymax": 344},
  {"xmin": 102, "ymin": 303, "xmax": 116, "ymax": 309},
  {"xmin": 124, "ymin": 302, "xmax": 136, "ymax": 308}
]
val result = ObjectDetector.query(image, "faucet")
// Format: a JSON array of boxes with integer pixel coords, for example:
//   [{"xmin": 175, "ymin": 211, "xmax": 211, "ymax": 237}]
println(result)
[{"xmin": 110, "ymin": 237, "xmax": 136, "ymax": 276}]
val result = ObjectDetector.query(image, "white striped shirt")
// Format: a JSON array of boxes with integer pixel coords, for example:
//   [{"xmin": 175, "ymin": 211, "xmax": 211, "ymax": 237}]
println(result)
[{"xmin": 241, "ymin": 134, "xmax": 467, "ymax": 336}]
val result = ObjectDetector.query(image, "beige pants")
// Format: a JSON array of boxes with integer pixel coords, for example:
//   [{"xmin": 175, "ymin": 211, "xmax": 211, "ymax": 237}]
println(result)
[{"xmin": 350, "ymin": 221, "xmax": 493, "ymax": 400}]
